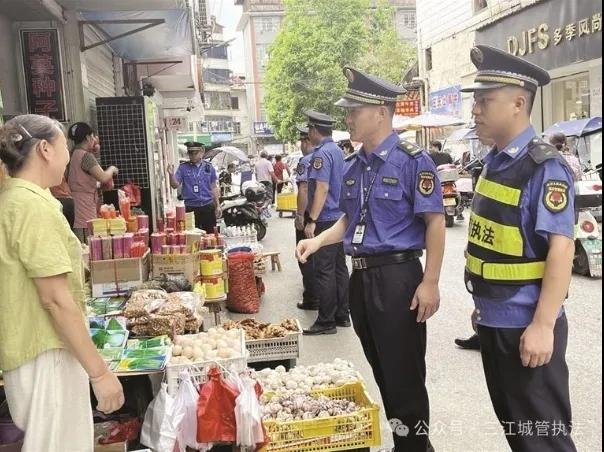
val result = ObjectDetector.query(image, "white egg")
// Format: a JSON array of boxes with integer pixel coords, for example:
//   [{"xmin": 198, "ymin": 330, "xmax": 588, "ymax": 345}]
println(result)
[{"xmin": 183, "ymin": 346, "xmax": 194, "ymax": 359}]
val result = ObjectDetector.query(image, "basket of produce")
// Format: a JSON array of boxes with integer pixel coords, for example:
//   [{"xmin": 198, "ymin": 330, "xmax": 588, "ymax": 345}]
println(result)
[
  {"xmin": 259, "ymin": 382, "xmax": 381, "ymax": 452},
  {"xmin": 165, "ymin": 327, "xmax": 247, "ymax": 394},
  {"xmin": 224, "ymin": 319, "xmax": 302, "ymax": 363}
]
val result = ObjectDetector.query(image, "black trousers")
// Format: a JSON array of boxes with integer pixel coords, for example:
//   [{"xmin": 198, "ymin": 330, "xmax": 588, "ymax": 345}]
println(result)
[
  {"xmin": 313, "ymin": 220, "xmax": 349, "ymax": 326},
  {"xmin": 57, "ymin": 197, "xmax": 75, "ymax": 229},
  {"xmin": 350, "ymin": 259, "xmax": 430, "ymax": 452},
  {"xmin": 295, "ymin": 226, "xmax": 318, "ymax": 304},
  {"xmin": 478, "ymin": 315, "xmax": 576, "ymax": 452},
  {"xmin": 186, "ymin": 204, "xmax": 217, "ymax": 233}
]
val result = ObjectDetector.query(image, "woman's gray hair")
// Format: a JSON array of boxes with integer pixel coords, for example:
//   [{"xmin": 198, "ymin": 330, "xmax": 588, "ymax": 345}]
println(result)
[{"xmin": 0, "ymin": 114, "xmax": 64, "ymax": 175}]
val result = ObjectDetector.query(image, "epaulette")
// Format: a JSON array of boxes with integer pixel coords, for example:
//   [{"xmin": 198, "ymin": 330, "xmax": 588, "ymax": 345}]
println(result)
[
  {"xmin": 527, "ymin": 137, "xmax": 563, "ymax": 165},
  {"xmin": 345, "ymin": 151, "xmax": 359, "ymax": 162},
  {"xmin": 397, "ymin": 139, "xmax": 423, "ymax": 157}
]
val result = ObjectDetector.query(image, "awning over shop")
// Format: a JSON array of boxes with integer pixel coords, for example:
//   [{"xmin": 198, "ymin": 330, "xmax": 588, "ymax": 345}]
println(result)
[
  {"xmin": 177, "ymin": 134, "xmax": 212, "ymax": 146},
  {"xmin": 79, "ymin": 9, "xmax": 193, "ymax": 60}
]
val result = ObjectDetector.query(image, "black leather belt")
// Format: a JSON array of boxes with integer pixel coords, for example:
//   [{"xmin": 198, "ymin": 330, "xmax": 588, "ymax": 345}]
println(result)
[{"xmin": 351, "ymin": 250, "xmax": 423, "ymax": 270}]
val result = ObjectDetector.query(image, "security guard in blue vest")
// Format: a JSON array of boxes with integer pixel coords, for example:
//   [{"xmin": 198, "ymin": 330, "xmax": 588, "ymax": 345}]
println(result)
[
  {"xmin": 297, "ymin": 68, "xmax": 445, "ymax": 451},
  {"xmin": 167, "ymin": 142, "xmax": 221, "ymax": 232},
  {"xmin": 462, "ymin": 45, "xmax": 577, "ymax": 451},
  {"xmin": 303, "ymin": 110, "xmax": 350, "ymax": 335},
  {"xmin": 294, "ymin": 126, "xmax": 319, "ymax": 310}
]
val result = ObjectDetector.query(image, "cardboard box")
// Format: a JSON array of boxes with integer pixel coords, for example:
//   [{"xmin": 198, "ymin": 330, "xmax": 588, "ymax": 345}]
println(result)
[
  {"xmin": 94, "ymin": 441, "xmax": 127, "ymax": 452},
  {"xmin": 152, "ymin": 252, "xmax": 201, "ymax": 284},
  {"xmin": 91, "ymin": 251, "xmax": 150, "ymax": 297}
]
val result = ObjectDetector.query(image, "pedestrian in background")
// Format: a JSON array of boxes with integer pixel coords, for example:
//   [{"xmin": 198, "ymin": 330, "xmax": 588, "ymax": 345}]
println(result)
[
  {"xmin": 273, "ymin": 154, "xmax": 290, "ymax": 198},
  {"xmin": 428, "ymin": 140, "xmax": 453, "ymax": 167},
  {"xmin": 0, "ymin": 114, "xmax": 124, "ymax": 451},
  {"xmin": 298, "ymin": 67, "xmax": 445, "ymax": 451},
  {"xmin": 462, "ymin": 45, "xmax": 577, "ymax": 451},
  {"xmin": 254, "ymin": 151, "xmax": 276, "ymax": 201},
  {"xmin": 168, "ymin": 142, "xmax": 221, "ymax": 233},
  {"xmin": 302, "ymin": 110, "xmax": 350, "ymax": 336},
  {"xmin": 67, "ymin": 122, "xmax": 118, "ymax": 241},
  {"xmin": 294, "ymin": 126, "xmax": 319, "ymax": 310},
  {"xmin": 550, "ymin": 132, "xmax": 582, "ymax": 181}
]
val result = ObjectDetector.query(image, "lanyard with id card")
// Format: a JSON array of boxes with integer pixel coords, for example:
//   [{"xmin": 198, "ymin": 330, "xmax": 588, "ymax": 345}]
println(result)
[
  {"xmin": 191, "ymin": 164, "xmax": 205, "ymax": 194},
  {"xmin": 352, "ymin": 163, "xmax": 381, "ymax": 245}
]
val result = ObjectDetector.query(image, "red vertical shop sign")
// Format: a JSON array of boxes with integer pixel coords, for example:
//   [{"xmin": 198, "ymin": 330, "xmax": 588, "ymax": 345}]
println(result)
[{"xmin": 20, "ymin": 29, "xmax": 66, "ymax": 121}]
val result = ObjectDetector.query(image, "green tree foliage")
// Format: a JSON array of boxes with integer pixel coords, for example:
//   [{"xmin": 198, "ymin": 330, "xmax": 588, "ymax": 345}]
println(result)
[{"xmin": 264, "ymin": 0, "xmax": 415, "ymax": 142}]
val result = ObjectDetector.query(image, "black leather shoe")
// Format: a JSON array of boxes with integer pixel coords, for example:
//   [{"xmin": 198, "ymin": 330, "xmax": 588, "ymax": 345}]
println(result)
[
  {"xmin": 303, "ymin": 324, "xmax": 337, "ymax": 335},
  {"xmin": 455, "ymin": 334, "xmax": 481, "ymax": 350},
  {"xmin": 336, "ymin": 319, "xmax": 352, "ymax": 328},
  {"xmin": 297, "ymin": 302, "xmax": 319, "ymax": 310}
]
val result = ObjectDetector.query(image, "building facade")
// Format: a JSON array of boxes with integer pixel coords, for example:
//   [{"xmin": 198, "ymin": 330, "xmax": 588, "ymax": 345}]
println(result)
[{"xmin": 416, "ymin": 0, "xmax": 602, "ymax": 131}]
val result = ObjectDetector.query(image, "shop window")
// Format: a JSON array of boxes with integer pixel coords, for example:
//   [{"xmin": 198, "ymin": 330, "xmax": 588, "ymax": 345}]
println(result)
[{"xmin": 551, "ymin": 73, "xmax": 591, "ymax": 123}]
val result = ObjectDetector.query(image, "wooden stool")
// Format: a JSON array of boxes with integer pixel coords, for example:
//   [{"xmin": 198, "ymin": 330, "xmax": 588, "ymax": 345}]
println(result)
[{"xmin": 263, "ymin": 251, "xmax": 282, "ymax": 272}]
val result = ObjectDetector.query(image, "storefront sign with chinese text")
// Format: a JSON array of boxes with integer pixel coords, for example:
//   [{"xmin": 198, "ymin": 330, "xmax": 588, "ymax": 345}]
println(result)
[
  {"xmin": 20, "ymin": 29, "xmax": 66, "ymax": 121},
  {"xmin": 477, "ymin": 0, "xmax": 602, "ymax": 70},
  {"xmin": 429, "ymin": 85, "xmax": 462, "ymax": 118}
]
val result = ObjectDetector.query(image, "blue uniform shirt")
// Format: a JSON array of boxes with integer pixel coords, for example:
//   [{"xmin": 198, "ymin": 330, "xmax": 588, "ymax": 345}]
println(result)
[
  {"xmin": 175, "ymin": 160, "xmax": 217, "ymax": 207},
  {"xmin": 307, "ymin": 137, "xmax": 345, "ymax": 222},
  {"xmin": 339, "ymin": 132, "xmax": 444, "ymax": 256},
  {"xmin": 295, "ymin": 153, "xmax": 313, "ymax": 185},
  {"xmin": 473, "ymin": 126, "xmax": 576, "ymax": 328}
]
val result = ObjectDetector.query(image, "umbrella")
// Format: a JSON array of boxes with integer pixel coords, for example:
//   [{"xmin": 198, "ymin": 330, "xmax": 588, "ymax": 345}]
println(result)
[
  {"xmin": 446, "ymin": 127, "xmax": 478, "ymax": 142},
  {"xmin": 398, "ymin": 112, "xmax": 465, "ymax": 129},
  {"xmin": 543, "ymin": 116, "xmax": 602, "ymax": 138},
  {"xmin": 205, "ymin": 146, "xmax": 249, "ymax": 169},
  {"xmin": 393, "ymin": 114, "xmax": 412, "ymax": 130},
  {"xmin": 333, "ymin": 130, "xmax": 351, "ymax": 142}
]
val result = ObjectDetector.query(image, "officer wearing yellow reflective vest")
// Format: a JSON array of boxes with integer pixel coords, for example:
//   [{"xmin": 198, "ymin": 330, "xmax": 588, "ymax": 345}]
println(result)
[{"xmin": 462, "ymin": 45, "xmax": 577, "ymax": 452}]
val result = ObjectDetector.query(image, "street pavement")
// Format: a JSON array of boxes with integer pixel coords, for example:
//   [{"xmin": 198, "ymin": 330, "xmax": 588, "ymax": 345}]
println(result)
[{"xmin": 229, "ymin": 210, "xmax": 602, "ymax": 452}]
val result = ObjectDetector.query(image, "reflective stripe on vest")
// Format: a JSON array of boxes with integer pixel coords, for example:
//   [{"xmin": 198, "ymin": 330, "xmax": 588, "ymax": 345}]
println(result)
[
  {"xmin": 466, "ymin": 254, "xmax": 545, "ymax": 282},
  {"xmin": 475, "ymin": 177, "xmax": 522, "ymax": 207},
  {"xmin": 467, "ymin": 212, "xmax": 524, "ymax": 257}
]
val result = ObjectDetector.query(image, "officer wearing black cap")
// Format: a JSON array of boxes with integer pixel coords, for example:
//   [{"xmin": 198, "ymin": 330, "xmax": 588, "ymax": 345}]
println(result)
[
  {"xmin": 297, "ymin": 67, "xmax": 445, "ymax": 451},
  {"xmin": 294, "ymin": 125, "xmax": 319, "ymax": 309},
  {"xmin": 462, "ymin": 45, "xmax": 577, "ymax": 451},
  {"xmin": 167, "ymin": 142, "xmax": 221, "ymax": 232},
  {"xmin": 302, "ymin": 110, "xmax": 350, "ymax": 335}
]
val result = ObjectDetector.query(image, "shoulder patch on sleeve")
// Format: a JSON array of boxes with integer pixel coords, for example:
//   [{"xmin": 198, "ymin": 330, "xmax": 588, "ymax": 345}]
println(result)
[
  {"xmin": 312, "ymin": 157, "xmax": 323, "ymax": 170},
  {"xmin": 418, "ymin": 171, "xmax": 436, "ymax": 196},
  {"xmin": 296, "ymin": 162, "xmax": 306, "ymax": 175},
  {"xmin": 397, "ymin": 139, "xmax": 423, "ymax": 157},
  {"xmin": 543, "ymin": 180, "xmax": 570, "ymax": 213}
]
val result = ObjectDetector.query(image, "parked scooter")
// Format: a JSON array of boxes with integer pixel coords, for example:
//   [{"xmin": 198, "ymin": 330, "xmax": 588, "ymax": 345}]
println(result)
[
  {"xmin": 220, "ymin": 181, "xmax": 270, "ymax": 241},
  {"xmin": 573, "ymin": 172, "xmax": 602, "ymax": 277},
  {"xmin": 437, "ymin": 164, "xmax": 464, "ymax": 227}
]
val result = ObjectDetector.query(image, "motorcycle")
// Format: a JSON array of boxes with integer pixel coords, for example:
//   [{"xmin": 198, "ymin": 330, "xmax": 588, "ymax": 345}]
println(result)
[
  {"xmin": 220, "ymin": 180, "xmax": 270, "ymax": 241},
  {"xmin": 437, "ymin": 164, "xmax": 464, "ymax": 227},
  {"xmin": 573, "ymin": 173, "xmax": 602, "ymax": 277}
]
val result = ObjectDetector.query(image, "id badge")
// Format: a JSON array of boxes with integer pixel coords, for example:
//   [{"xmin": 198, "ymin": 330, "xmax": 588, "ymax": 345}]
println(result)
[
  {"xmin": 193, "ymin": 184, "xmax": 199, "ymax": 193},
  {"xmin": 352, "ymin": 223, "xmax": 366, "ymax": 245}
]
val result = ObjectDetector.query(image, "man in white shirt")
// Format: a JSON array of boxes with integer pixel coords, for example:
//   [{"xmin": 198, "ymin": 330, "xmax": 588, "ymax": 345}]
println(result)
[{"xmin": 254, "ymin": 151, "xmax": 276, "ymax": 201}]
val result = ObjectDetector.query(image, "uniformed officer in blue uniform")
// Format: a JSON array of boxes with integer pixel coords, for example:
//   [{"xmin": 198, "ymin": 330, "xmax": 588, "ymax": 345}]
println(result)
[
  {"xmin": 303, "ymin": 110, "xmax": 350, "ymax": 335},
  {"xmin": 167, "ymin": 142, "xmax": 221, "ymax": 232},
  {"xmin": 462, "ymin": 45, "xmax": 577, "ymax": 451},
  {"xmin": 294, "ymin": 125, "xmax": 319, "ymax": 310},
  {"xmin": 297, "ymin": 68, "xmax": 445, "ymax": 451}
]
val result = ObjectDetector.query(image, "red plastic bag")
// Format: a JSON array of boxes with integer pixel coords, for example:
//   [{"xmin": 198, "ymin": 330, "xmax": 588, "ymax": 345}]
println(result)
[
  {"xmin": 197, "ymin": 367, "xmax": 239, "ymax": 443},
  {"xmin": 123, "ymin": 181, "xmax": 142, "ymax": 206}
]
